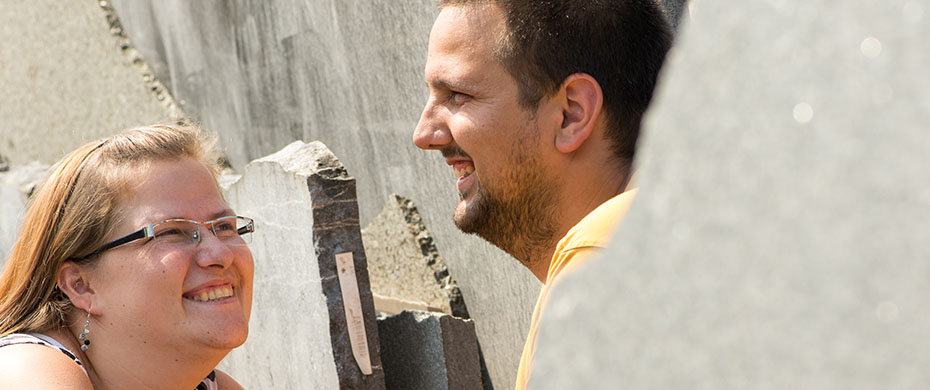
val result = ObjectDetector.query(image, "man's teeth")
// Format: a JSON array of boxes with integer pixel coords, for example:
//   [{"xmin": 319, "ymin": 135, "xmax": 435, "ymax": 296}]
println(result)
[
  {"xmin": 188, "ymin": 286, "xmax": 234, "ymax": 302},
  {"xmin": 455, "ymin": 165, "xmax": 475, "ymax": 179}
]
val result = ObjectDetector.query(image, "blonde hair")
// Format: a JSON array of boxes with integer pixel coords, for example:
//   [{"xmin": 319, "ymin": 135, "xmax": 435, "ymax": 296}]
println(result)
[{"xmin": 0, "ymin": 122, "xmax": 221, "ymax": 337}]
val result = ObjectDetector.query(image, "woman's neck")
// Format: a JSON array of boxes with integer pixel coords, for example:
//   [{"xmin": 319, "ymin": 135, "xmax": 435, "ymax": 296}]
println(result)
[{"xmin": 50, "ymin": 324, "xmax": 227, "ymax": 390}]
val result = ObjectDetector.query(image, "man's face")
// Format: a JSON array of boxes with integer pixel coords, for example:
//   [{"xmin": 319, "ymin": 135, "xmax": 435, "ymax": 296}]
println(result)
[{"xmin": 413, "ymin": 3, "xmax": 561, "ymax": 263}]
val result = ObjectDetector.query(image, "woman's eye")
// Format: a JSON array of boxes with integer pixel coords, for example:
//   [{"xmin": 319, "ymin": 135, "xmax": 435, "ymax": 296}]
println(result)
[
  {"xmin": 215, "ymin": 222, "xmax": 235, "ymax": 231},
  {"xmin": 155, "ymin": 228, "xmax": 183, "ymax": 237}
]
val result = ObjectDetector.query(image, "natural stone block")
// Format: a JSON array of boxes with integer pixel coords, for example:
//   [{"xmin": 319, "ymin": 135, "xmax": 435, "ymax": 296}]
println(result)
[
  {"xmin": 362, "ymin": 194, "xmax": 469, "ymax": 318},
  {"xmin": 532, "ymin": 0, "xmax": 930, "ymax": 388},
  {"xmin": 379, "ymin": 310, "xmax": 481, "ymax": 390},
  {"xmin": 660, "ymin": 0, "xmax": 689, "ymax": 31},
  {"xmin": 220, "ymin": 141, "xmax": 385, "ymax": 389}
]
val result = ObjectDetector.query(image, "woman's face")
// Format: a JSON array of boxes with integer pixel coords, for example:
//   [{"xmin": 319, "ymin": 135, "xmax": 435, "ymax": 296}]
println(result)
[{"xmin": 86, "ymin": 156, "xmax": 253, "ymax": 352}]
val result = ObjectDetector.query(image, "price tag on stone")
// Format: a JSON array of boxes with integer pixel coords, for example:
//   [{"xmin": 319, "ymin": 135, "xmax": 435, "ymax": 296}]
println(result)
[{"xmin": 335, "ymin": 252, "xmax": 372, "ymax": 375}]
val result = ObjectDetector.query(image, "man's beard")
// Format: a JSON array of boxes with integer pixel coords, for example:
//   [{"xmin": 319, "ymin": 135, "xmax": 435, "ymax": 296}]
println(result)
[{"xmin": 452, "ymin": 145, "xmax": 561, "ymax": 269}]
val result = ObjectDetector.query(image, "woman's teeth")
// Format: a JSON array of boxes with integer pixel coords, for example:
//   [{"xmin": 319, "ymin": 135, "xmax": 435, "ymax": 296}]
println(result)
[{"xmin": 187, "ymin": 286, "xmax": 234, "ymax": 302}]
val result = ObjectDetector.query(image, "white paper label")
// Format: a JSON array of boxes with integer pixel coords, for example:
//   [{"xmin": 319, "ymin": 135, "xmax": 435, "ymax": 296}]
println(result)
[{"xmin": 335, "ymin": 252, "xmax": 372, "ymax": 375}]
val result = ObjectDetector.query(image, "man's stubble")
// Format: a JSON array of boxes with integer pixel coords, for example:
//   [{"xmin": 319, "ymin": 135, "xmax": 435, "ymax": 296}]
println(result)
[{"xmin": 452, "ymin": 125, "xmax": 562, "ymax": 269}]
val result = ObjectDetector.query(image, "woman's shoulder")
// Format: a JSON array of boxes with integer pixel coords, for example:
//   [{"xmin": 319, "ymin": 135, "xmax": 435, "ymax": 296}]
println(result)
[
  {"xmin": 214, "ymin": 369, "xmax": 245, "ymax": 390},
  {"xmin": 0, "ymin": 340, "xmax": 93, "ymax": 389}
]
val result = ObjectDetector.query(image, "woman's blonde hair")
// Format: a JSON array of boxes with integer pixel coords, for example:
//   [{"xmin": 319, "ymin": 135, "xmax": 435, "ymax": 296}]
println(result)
[{"xmin": 0, "ymin": 122, "xmax": 221, "ymax": 337}]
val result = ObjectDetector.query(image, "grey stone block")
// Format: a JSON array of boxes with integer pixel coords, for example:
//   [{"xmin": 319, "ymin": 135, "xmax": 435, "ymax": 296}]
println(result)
[
  {"xmin": 362, "ymin": 194, "xmax": 469, "ymax": 318},
  {"xmin": 531, "ymin": 0, "xmax": 930, "ymax": 388},
  {"xmin": 0, "ymin": 163, "xmax": 49, "ymax": 268},
  {"xmin": 220, "ymin": 141, "xmax": 385, "ymax": 389},
  {"xmin": 379, "ymin": 310, "xmax": 482, "ymax": 390},
  {"xmin": 660, "ymin": 0, "xmax": 689, "ymax": 31},
  {"xmin": 0, "ymin": 0, "xmax": 173, "ymax": 166}
]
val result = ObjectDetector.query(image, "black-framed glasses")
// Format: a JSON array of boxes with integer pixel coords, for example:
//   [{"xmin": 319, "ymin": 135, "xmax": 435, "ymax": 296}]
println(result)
[{"xmin": 84, "ymin": 216, "xmax": 255, "ymax": 259}]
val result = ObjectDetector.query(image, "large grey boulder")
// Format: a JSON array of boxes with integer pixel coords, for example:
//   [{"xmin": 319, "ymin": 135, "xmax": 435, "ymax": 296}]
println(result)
[
  {"xmin": 532, "ymin": 0, "xmax": 930, "ymax": 388},
  {"xmin": 220, "ymin": 141, "xmax": 385, "ymax": 389}
]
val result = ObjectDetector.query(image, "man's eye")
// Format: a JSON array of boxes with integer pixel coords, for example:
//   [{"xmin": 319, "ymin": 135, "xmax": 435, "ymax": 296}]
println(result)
[{"xmin": 449, "ymin": 91, "xmax": 471, "ymax": 105}]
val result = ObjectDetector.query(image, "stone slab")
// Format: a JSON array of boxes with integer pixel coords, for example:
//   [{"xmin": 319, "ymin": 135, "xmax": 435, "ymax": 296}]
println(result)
[
  {"xmin": 0, "ymin": 0, "xmax": 173, "ymax": 165},
  {"xmin": 660, "ymin": 0, "xmax": 689, "ymax": 31},
  {"xmin": 362, "ymin": 194, "xmax": 469, "ymax": 318},
  {"xmin": 220, "ymin": 141, "xmax": 385, "ymax": 389},
  {"xmin": 531, "ymin": 0, "xmax": 930, "ymax": 388},
  {"xmin": 379, "ymin": 310, "xmax": 482, "ymax": 390}
]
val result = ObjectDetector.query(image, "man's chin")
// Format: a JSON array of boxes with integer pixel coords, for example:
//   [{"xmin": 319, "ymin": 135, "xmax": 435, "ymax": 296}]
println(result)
[{"xmin": 452, "ymin": 200, "xmax": 479, "ymax": 234}]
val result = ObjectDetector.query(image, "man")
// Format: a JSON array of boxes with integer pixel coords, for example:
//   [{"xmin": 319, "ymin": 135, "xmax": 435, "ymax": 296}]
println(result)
[{"xmin": 412, "ymin": 0, "xmax": 672, "ymax": 387}]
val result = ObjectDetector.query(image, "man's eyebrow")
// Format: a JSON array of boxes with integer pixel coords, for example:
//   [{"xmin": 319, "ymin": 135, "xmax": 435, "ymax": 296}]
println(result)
[{"xmin": 428, "ymin": 77, "xmax": 479, "ymax": 93}]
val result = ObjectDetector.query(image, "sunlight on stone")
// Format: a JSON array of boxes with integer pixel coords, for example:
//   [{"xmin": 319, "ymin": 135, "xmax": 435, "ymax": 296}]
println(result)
[
  {"xmin": 860, "ymin": 36, "xmax": 883, "ymax": 58},
  {"xmin": 903, "ymin": 1, "xmax": 925, "ymax": 24},
  {"xmin": 875, "ymin": 301, "xmax": 899, "ymax": 323},
  {"xmin": 792, "ymin": 103, "xmax": 814, "ymax": 124}
]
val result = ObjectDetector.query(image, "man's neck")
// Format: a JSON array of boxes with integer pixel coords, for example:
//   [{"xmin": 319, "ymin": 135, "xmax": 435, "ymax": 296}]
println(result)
[{"xmin": 525, "ymin": 165, "xmax": 631, "ymax": 283}]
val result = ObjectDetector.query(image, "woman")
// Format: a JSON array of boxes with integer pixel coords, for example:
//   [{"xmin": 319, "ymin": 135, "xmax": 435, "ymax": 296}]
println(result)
[{"xmin": 0, "ymin": 123, "xmax": 254, "ymax": 389}]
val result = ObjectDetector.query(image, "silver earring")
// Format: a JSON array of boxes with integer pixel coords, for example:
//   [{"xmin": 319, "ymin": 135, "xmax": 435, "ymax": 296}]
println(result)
[{"xmin": 78, "ymin": 311, "xmax": 91, "ymax": 351}]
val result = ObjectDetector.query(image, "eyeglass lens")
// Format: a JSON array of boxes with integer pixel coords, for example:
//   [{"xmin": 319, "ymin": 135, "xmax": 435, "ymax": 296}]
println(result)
[{"xmin": 151, "ymin": 217, "xmax": 253, "ymax": 247}]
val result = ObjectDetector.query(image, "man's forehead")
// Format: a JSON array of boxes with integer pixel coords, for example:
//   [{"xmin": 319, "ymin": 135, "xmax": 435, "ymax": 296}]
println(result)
[
  {"xmin": 426, "ymin": 4, "xmax": 505, "ymax": 85},
  {"xmin": 431, "ymin": 3, "xmax": 505, "ymax": 50}
]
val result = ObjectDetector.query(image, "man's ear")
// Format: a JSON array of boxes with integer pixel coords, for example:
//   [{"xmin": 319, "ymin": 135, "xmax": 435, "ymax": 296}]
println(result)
[
  {"xmin": 57, "ymin": 261, "xmax": 97, "ymax": 313},
  {"xmin": 554, "ymin": 73, "xmax": 604, "ymax": 154}
]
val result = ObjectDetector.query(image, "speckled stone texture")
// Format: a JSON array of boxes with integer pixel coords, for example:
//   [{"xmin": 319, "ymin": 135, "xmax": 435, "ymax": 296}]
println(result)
[
  {"xmin": 532, "ymin": 0, "xmax": 930, "ymax": 388},
  {"xmin": 379, "ymin": 310, "xmax": 481, "ymax": 390},
  {"xmin": 221, "ymin": 141, "xmax": 385, "ymax": 389},
  {"xmin": 362, "ymin": 194, "xmax": 469, "ymax": 318}
]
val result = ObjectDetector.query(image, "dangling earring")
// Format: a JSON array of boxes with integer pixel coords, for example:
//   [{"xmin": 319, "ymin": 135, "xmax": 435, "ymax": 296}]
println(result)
[{"xmin": 78, "ymin": 311, "xmax": 91, "ymax": 351}]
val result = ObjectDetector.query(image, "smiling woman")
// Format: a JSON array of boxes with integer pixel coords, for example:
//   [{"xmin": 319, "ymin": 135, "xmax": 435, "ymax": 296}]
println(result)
[{"xmin": 0, "ymin": 123, "xmax": 254, "ymax": 390}]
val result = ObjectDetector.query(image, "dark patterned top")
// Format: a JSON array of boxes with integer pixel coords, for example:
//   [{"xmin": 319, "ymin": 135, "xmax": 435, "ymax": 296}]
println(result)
[{"xmin": 0, "ymin": 333, "xmax": 218, "ymax": 390}]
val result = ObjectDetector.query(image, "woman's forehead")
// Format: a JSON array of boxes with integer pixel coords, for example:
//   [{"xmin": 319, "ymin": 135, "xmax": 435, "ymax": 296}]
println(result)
[{"xmin": 117, "ymin": 157, "xmax": 228, "ymax": 224}]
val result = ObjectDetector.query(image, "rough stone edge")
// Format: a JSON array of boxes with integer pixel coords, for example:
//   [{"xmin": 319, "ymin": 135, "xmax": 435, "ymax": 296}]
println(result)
[
  {"xmin": 388, "ymin": 195, "xmax": 493, "ymax": 390},
  {"xmin": 378, "ymin": 310, "xmax": 448, "ymax": 390},
  {"xmin": 277, "ymin": 141, "xmax": 385, "ymax": 389},
  {"xmin": 97, "ymin": 0, "xmax": 183, "ymax": 118},
  {"xmin": 438, "ymin": 314, "xmax": 482, "ymax": 390},
  {"xmin": 390, "ymin": 194, "xmax": 471, "ymax": 320}
]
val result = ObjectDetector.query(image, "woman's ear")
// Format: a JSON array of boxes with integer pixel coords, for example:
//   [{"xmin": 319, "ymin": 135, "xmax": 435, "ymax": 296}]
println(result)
[
  {"xmin": 554, "ymin": 73, "xmax": 604, "ymax": 154},
  {"xmin": 57, "ymin": 261, "xmax": 97, "ymax": 313}
]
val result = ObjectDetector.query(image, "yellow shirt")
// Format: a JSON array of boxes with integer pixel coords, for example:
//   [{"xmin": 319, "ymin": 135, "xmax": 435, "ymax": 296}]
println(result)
[{"xmin": 514, "ymin": 189, "xmax": 637, "ymax": 389}]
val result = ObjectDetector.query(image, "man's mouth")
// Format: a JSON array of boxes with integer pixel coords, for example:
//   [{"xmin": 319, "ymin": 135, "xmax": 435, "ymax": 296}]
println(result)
[
  {"xmin": 184, "ymin": 285, "xmax": 235, "ymax": 302},
  {"xmin": 453, "ymin": 161, "xmax": 475, "ymax": 179}
]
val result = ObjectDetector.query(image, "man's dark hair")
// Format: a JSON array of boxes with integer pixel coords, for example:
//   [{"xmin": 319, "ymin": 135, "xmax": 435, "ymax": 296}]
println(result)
[{"xmin": 439, "ymin": 0, "xmax": 673, "ymax": 163}]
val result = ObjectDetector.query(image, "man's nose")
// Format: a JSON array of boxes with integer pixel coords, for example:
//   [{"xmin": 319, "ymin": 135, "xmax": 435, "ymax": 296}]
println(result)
[{"xmin": 413, "ymin": 98, "xmax": 452, "ymax": 150}]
